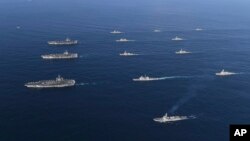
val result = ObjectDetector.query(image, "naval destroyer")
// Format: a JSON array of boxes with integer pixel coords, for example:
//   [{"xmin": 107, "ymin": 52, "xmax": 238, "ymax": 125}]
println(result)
[
  {"xmin": 120, "ymin": 51, "xmax": 138, "ymax": 56},
  {"xmin": 25, "ymin": 75, "xmax": 75, "ymax": 88},
  {"xmin": 48, "ymin": 38, "xmax": 78, "ymax": 46},
  {"xmin": 175, "ymin": 49, "xmax": 191, "ymax": 54},
  {"xmin": 215, "ymin": 69, "xmax": 236, "ymax": 76},
  {"xmin": 153, "ymin": 29, "xmax": 161, "ymax": 32},
  {"xmin": 172, "ymin": 36, "xmax": 184, "ymax": 41},
  {"xmin": 41, "ymin": 51, "xmax": 78, "ymax": 59},
  {"xmin": 116, "ymin": 38, "xmax": 134, "ymax": 42},
  {"xmin": 133, "ymin": 75, "xmax": 166, "ymax": 81},
  {"xmin": 110, "ymin": 30, "xmax": 123, "ymax": 34},
  {"xmin": 195, "ymin": 28, "xmax": 203, "ymax": 31},
  {"xmin": 154, "ymin": 113, "xmax": 195, "ymax": 123}
]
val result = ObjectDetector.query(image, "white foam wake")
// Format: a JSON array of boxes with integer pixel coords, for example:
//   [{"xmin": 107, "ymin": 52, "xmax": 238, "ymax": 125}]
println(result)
[
  {"xmin": 134, "ymin": 76, "xmax": 192, "ymax": 82},
  {"xmin": 159, "ymin": 76, "xmax": 192, "ymax": 80},
  {"xmin": 152, "ymin": 76, "xmax": 192, "ymax": 81},
  {"xmin": 76, "ymin": 82, "xmax": 98, "ymax": 86},
  {"xmin": 76, "ymin": 83, "xmax": 89, "ymax": 86},
  {"xmin": 189, "ymin": 115, "xmax": 197, "ymax": 119}
]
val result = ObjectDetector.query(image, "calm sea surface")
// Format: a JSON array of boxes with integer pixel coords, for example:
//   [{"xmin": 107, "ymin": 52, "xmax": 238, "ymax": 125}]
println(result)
[{"xmin": 1, "ymin": 0, "xmax": 250, "ymax": 141}]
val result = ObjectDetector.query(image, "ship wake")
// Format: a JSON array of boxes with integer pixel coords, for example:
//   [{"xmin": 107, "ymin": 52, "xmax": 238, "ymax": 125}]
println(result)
[
  {"xmin": 168, "ymin": 77, "xmax": 215, "ymax": 114},
  {"xmin": 76, "ymin": 82, "xmax": 97, "ymax": 86},
  {"xmin": 145, "ymin": 76, "xmax": 192, "ymax": 81},
  {"xmin": 76, "ymin": 83, "xmax": 89, "ymax": 86},
  {"xmin": 160, "ymin": 76, "xmax": 193, "ymax": 80}
]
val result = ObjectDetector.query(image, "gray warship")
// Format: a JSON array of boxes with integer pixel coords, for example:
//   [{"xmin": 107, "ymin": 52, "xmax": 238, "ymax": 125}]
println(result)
[
  {"xmin": 48, "ymin": 38, "xmax": 78, "ymax": 45},
  {"xmin": 25, "ymin": 75, "xmax": 75, "ymax": 88},
  {"xmin": 41, "ymin": 51, "xmax": 78, "ymax": 59}
]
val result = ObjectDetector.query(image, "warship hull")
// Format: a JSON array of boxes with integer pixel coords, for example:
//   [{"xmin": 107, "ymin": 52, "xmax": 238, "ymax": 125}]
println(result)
[
  {"xmin": 48, "ymin": 38, "xmax": 78, "ymax": 46},
  {"xmin": 25, "ymin": 80, "xmax": 75, "ymax": 88},
  {"xmin": 41, "ymin": 54, "xmax": 78, "ymax": 59},
  {"xmin": 48, "ymin": 42, "xmax": 78, "ymax": 46}
]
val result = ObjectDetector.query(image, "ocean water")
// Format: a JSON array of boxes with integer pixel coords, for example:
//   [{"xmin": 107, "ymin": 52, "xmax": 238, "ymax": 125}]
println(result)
[{"xmin": 1, "ymin": 0, "xmax": 250, "ymax": 141}]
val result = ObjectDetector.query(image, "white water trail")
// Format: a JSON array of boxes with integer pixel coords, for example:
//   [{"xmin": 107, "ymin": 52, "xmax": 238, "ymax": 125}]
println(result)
[
  {"xmin": 76, "ymin": 83, "xmax": 89, "ymax": 86},
  {"xmin": 168, "ymin": 76, "xmax": 215, "ymax": 114},
  {"xmin": 169, "ymin": 86, "xmax": 198, "ymax": 114},
  {"xmin": 144, "ymin": 76, "xmax": 193, "ymax": 81},
  {"xmin": 160, "ymin": 76, "xmax": 193, "ymax": 80},
  {"xmin": 76, "ymin": 82, "xmax": 98, "ymax": 86}
]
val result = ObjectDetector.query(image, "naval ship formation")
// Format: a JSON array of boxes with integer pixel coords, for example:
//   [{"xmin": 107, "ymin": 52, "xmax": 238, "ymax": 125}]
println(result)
[{"xmin": 24, "ymin": 28, "xmax": 236, "ymax": 125}]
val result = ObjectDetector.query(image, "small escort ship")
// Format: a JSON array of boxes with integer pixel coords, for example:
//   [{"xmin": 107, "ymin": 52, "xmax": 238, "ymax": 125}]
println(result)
[
  {"xmin": 41, "ymin": 51, "xmax": 78, "ymax": 60},
  {"xmin": 119, "ymin": 51, "xmax": 138, "ymax": 56},
  {"xmin": 48, "ymin": 38, "xmax": 78, "ymax": 46},
  {"xmin": 154, "ymin": 113, "xmax": 195, "ymax": 123},
  {"xmin": 133, "ymin": 75, "xmax": 161, "ymax": 81},
  {"xmin": 172, "ymin": 36, "xmax": 184, "ymax": 41},
  {"xmin": 153, "ymin": 29, "xmax": 161, "ymax": 32},
  {"xmin": 110, "ymin": 30, "xmax": 123, "ymax": 34},
  {"xmin": 175, "ymin": 49, "xmax": 191, "ymax": 54},
  {"xmin": 116, "ymin": 38, "xmax": 134, "ymax": 42},
  {"xmin": 25, "ymin": 75, "xmax": 75, "ymax": 88},
  {"xmin": 195, "ymin": 28, "xmax": 203, "ymax": 31},
  {"xmin": 215, "ymin": 69, "xmax": 236, "ymax": 76}
]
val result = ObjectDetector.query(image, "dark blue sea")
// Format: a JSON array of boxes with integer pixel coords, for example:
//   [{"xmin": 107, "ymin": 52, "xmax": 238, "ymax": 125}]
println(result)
[{"xmin": 1, "ymin": 0, "xmax": 250, "ymax": 141}]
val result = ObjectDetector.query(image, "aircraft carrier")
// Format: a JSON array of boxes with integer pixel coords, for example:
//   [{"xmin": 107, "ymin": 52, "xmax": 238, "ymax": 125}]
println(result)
[
  {"xmin": 48, "ymin": 38, "xmax": 78, "ymax": 45},
  {"xmin": 41, "ymin": 51, "xmax": 78, "ymax": 59},
  {"xmin": 25, "ymin": 75, "xmax": 75, "ymax": 88}
]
